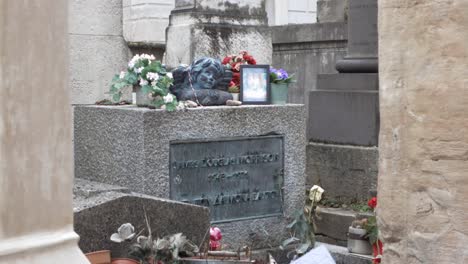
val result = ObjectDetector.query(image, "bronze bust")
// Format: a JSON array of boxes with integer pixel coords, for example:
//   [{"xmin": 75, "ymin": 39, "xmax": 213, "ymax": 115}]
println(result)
[{"xmin": 171, "ymin": 58, "xmax": 233, "ymax": 106}]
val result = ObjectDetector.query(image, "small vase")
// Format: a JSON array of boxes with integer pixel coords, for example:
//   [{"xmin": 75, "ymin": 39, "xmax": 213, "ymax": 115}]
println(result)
[
  {"xmin": 85, "ymin": 250, "xmax": 111, "ymax": 264},
  {"xmin": 134, "ymin": 85, "xmax": 151, "ymax": 107},
  {"xmin": 230, "ymin": 93, "xmax": 239, "ymax": 101},
  {"xmin": 270, "ymin": 83, "xmax": 288, "ymax": 105},
  {"xmin": 111, "ymin": 258, "xmax": 140, "ymax": 264},
  {"xmin": 347, "ymin": 226, "xmax": 373, "ymax": 255}
]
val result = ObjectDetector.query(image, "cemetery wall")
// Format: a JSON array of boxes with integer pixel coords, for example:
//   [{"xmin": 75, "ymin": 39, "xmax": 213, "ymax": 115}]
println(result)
[
  {"xmin": 271, "ymin": 22, "xmax": 347, "ymax": 129},
  {"xmin": 378, "ymin": 1, "xmax": 468, "ymax": 263}
]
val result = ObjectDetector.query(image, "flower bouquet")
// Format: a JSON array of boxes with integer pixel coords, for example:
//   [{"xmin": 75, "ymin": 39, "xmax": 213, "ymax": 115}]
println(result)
[
  {"xmin": 109, "ymin": 54, "xmax": 180, "ymax": 111},
  {"xmin": 222, "ymin": 51, "xmax": 256, "ymax": 97}
]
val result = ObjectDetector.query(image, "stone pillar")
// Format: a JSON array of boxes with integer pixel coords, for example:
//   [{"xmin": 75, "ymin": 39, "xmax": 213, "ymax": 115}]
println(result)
[
  {"xmin": 0, "ymin": 1, "xmax": 88, "ymax": 263},
  {"xmin": 165, "ymin": 0, "xmax": 272, "ymax": 69},
  {"xmin": 379, "ymin": 1, "xmax": 468, "ymax": 263},
  {"xmin": 335, "ymin": 0, "xmax": 377, "ymax": 72},
  {"xmin": 307, "ymin": 0, "xmax": 379, "ymax": 203}
]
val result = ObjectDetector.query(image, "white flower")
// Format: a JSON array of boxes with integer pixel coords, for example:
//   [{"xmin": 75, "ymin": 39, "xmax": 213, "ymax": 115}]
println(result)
[
  {"xmin": 139, "ymin": 79, "xmax": 148, "ymax": 86},
  {"xmin": 166, "ymin": 72, "xmax": 173, "ymax": 79},
  {"xmin": 135, "ymin": 67, "xmax": 144, "ymax": 73},
  {"xmin": 119, "ymin": 71, "xmax": 126, "ymax": 79},
  {"xmin": 164, "ymin": 94, "xmax": 174, "ymax": 103},
  {"xmin": 147, "ymin": 72, "xmax": 159, "ymax": 81},
  {"xmin": 128, "ymin": 61, "xmax": 135, "ymax": 69},
  {"xmin": 309, "ymin": 185, "xmax": 324, "ymax": 203},
  {"xmin": 110, "ymin": 223, "xmax": 135, "ymax": 243},
  {"xmin": 176, "ymin": 101, "xmax": 185, "ymax": 110}
]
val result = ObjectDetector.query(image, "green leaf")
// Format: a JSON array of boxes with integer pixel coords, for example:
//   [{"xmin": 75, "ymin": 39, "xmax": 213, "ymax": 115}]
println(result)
[
  {"xmin": 125, "ymin": 72, "xmax": 138, "ymax": 84},
  {"xmin": 141, "ymin": 85, "xmax": 152, "ymax": 94},
  {"xmin": 112, "ymin": 74, "xmax": 121, "ymax": 82},
  {"xmin": 166, "ymin": 103, "xmax": 176, "ymax": 112},
  {"xmin": 112, "ymin": 92, "xmax": 121, "ymax": 102}
]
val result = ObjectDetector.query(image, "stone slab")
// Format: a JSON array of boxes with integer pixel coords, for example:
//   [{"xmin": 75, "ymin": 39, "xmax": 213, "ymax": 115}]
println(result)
[
  {"xmin": 74, "ymin": 179, "xmax": 210, "ymax": 257},
  {"xmin": 315, "ymin": 207, "xmax": 356, "ymax": 242},
  {"xmin": 271, "ymin": 22, "xmax": 347, "ymax": 44},
  {"xmin": 306, "ymin": 142, "xmax": 378, "ymax": 203},
  {"xmin": 74, "ymin": 104, "xmax": 306, "ymax": 249},
  {"xmin": 308, "ymin": 89, "xmax": 379, "ymax": 145},
  {"xmin": 317, "ymin": 73, "xmax": 378, "ymax": 91}
]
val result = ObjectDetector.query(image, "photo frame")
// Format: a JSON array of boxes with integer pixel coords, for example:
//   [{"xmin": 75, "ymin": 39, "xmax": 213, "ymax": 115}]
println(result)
[{"xmin": 240, "ymin": 65, "xmax": 271, "ymax": 104}]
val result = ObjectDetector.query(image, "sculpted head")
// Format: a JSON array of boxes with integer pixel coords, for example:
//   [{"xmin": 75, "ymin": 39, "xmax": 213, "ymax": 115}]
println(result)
[{"xmin": 190, "ymin": 58, "xmax": 224, "ymax": 89}]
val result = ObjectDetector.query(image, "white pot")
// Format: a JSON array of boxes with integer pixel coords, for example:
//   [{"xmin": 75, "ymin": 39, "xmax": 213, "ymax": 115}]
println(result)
[
  {"xmin": 230, "ymin": 93, "xmax": 239, "ymax": 101},
  {"xmin": 347, "ymin": 226, "xmax": 373, "ymax": 255}
]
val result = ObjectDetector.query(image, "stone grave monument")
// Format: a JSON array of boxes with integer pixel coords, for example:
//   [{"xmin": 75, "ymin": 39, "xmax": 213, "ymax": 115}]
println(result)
[
  {"xmin": 308, "ymin": 0, "xmax": 379, "ymax": 203},
  {"xmin": 165, "ymin": 0, "xmax": 272, "ymax": 69},
  {"xmin": 74, "ymin": 104, "xmax": 306, "ymax": 249}
]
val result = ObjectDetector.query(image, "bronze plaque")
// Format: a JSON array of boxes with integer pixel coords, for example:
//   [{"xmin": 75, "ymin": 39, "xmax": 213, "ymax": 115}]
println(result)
[{"xmin": 169, "ymin": 135, "xmax": 284, "ymax": 223}]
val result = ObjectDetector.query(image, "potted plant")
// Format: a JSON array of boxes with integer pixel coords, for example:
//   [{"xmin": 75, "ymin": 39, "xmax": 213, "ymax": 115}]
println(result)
[
  {"xmin": 110, "ymin": 216, "xmax": 199, "ymax": 264},
  {"xmin": 222, "ymin": 51, "xmax": 256, "ymax": 99},
  {"xmin": 227, "ymin": 85, "xmax": 240, "ymax": 101},
  {"xmin": 347, "ymin": 196, "xmax": 383, "ymax": 262},
  {"xmin": 269, "ymin": 67, "xmax": 295, "ymax": 105},
  {"xmin": 347, "ymin": 219, "xmax": 373, "ymax": 255},
  {"xmin": 109, "ymin": 54, "xmax": 179, "ymax": 111}
]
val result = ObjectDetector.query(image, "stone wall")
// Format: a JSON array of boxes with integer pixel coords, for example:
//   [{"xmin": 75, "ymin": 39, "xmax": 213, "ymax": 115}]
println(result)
[
  {"xmin": 378, "ymin": 1, "xmax": 468, "ymax": 263},
  {"xmin": 271, "ymin": 22, "xmax": 347, "ymax": 109},
  {"xmin": 69, "ymin": 0, "xmax": 132, "ymax": 104}
]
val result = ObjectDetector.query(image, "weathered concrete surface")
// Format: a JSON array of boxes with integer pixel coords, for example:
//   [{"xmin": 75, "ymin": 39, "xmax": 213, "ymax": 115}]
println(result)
[
  {"xmin": 0, "ymin": 0, "xmax": 88, "ymax": 263},
  {"xmin": 317, "ymin": 0, "xmax": 347, "ymax": 23},
  {"xmin": 378, "ymin": 1, "xmax": 468, "ymax": 263},
  {"xmin": 307, "ymin": 142, "xmax": 378, "ymax": 203},
  {"xmin": 74, "ymin": 179, "xmax": 210, "ymax": 257},
  {"xmin": 69, "ymin": 0, "xmax": 132, "ymax": 104},
  {"xmin": 123, "ymin": 0, "xmax": 174, "ymax": 47},
  {"xmin": 74, "ymin": 104, "xmax": 306, "ymax": 250},
  {"xmin": 166, "ymin": 0, "xmax": 272, "ymax": 68}
]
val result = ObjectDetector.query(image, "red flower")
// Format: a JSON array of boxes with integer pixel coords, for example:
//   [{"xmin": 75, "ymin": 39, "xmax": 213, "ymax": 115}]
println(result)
[
  {"xmin": 368, "ymin": 197, "xmax": 377, "ymax": 209},
  {"xmin": 222, "ymin": 56, "xmax": 232, "ymax": 65}
]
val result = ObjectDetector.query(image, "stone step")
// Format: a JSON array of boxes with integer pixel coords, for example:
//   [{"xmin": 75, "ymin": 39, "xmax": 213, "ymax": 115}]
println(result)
[{"xmin": 315, "ymin": 207, "xmax": 373, "ymax": 246}]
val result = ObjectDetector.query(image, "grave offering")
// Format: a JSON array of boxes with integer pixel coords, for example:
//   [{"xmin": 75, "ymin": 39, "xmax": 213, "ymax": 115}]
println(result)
[{"xmin": 171, "ymin": 58, "xmax": 233, "ymax": 106}]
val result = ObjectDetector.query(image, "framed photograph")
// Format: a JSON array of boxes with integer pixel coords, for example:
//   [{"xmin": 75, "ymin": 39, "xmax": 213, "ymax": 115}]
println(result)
[{"xmin": 240, "ymin": 65, "xmax": 271, "ymax": 104}]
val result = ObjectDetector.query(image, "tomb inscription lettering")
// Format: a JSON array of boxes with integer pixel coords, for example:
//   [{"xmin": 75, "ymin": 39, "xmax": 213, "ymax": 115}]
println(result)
[{"xmin": 169, "ymin": 135, "xmax": 284, "ymax": 222}]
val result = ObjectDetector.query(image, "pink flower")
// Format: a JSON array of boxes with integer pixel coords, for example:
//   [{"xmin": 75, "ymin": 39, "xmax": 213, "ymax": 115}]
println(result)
[
  {"xmin": 209, "ymin": 227, "xmax": 222, "ymax": 250},
  {"xmin": 210, "ymin": 227, "xmax": 222, "ymax": 241}
]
